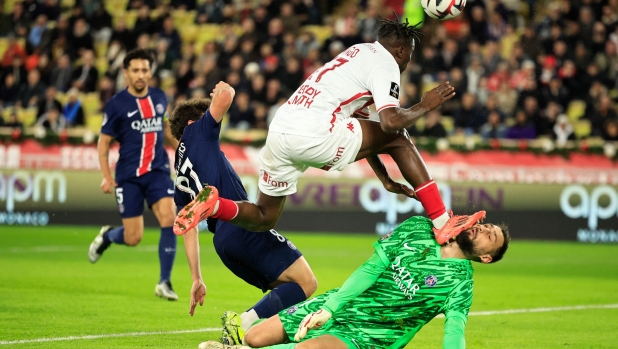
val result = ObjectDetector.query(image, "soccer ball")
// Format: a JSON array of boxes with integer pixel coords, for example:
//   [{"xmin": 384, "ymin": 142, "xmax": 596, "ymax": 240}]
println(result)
[{"xmin": 422, "ymin": 0, "xmax": 466, "ymax": 20}]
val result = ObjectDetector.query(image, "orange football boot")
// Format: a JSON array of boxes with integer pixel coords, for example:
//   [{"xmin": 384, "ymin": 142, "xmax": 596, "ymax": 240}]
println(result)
[
  {"xmin": 433, "ymin": 210, "xmax": 487, "ymax": 245},
  {"xmin": 173, "ymin": 185, "xmax": 219, "ymax": 236}
]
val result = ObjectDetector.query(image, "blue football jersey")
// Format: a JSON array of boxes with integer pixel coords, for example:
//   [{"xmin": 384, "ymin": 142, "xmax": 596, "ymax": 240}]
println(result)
[
  {"xmin": 101, "ymin": 88, "xmax": 170, "ymax": 183},
  {"xmin": 174, "ymin": 109, "xmax": 249, "ymax": 232}
]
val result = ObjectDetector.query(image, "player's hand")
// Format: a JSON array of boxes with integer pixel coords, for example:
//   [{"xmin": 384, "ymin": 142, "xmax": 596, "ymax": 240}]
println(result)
[
  {"xmin": 419, "ymin": 82, "xmax": 455, "ymax": 112},
  {"xmin": 189, "ymin": 280, "xmax": 206, "ymax": 316},
  {"xmin": 294, "ymin": 308, "xmax": 332, "ymax": 341},
  {"xmin": 100, "ymin": 177, "xmax": 117, "ymax": 194},
  {"xmin": 351, "ymin": 106, "xmax": 371, "ymax": 119},
  {"xmin": 383, "ymin": 179, "xmax": 417, "ymax": 200},
  {"xmin": 210, "ymin": 81, "xmax": 236, "ymax": 99}
]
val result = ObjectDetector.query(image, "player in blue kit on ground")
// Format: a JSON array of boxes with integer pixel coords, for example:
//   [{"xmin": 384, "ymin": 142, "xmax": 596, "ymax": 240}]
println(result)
[
  {"xmin": 89, "ymin": 49, "xmax": 181, "ymax": 300},
  {"xmin": 169, "ymin": 81, "xmax": 317, "ymax": 344}
]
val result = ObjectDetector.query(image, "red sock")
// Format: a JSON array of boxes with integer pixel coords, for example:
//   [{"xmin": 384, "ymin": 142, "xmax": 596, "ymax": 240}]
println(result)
[
  {"xmin": 211, "ymin": 198, "xmax": 239, "ymax": 221},
  {"xmin": 414, "ymin": 180, "xmax": 446, "ymax": 220}
]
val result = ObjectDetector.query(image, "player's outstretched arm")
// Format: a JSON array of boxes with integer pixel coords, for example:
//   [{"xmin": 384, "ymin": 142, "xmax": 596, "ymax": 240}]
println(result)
[
  {"xmin": 442, "ymin": 280, "xmax": 473, "ymax": 349},
  {"xmin": 209, "ymin": 81, "xmax": 236, "ymax": 123},
  {"xmin": 295, "ymin": 252, "xmax": 387, "ymax": 340},
  {"xmin": 97, "ymin": 133, "xmax": 117, "ymax": 193},
  {"xmin": 378, "ymin": 82, "xmax": 455, "ymax": 133},
  {"xmin": 183, "ymin": 226, "xmax": 206, "ymax": 316}
]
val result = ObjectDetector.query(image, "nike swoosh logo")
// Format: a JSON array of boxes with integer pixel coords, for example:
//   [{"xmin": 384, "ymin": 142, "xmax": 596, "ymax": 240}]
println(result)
[
  {"xmin": 167, "ymin": 189, "xmax": 174, "ymax": 194},
  {"xmin": 403, "ymin": 243, "xmax": 415, "ymax": 252},
  {"xmin": 127, "ymin": 110, "xmax": 139, "ymax": 117}
]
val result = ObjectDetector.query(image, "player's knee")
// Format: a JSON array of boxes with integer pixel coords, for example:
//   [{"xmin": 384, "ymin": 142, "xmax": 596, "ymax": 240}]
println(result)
[
  {"xmin": 243, "ymin": 328, "xmax": 265, "ymax": 348},
  {"xmin": 301, "ymin": 274, "xmax": 318, "ymax": 298},
  {"xmin": 295, "ymin": 341, "xmax": 319, "ymax": 349},
  {"xmin": 123, "ymin": 233, "xmax": 142, "ymax": 246}
]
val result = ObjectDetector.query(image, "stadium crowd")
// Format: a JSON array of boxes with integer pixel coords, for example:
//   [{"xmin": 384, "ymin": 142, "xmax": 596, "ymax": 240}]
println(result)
[{"xmin": 0, "ymin": 0, "xmax": 617, "ymax": 143}]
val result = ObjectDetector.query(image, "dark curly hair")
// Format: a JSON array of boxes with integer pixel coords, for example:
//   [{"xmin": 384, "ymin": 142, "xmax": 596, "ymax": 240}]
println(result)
[
  {"xmin": 489, "ymin": 222, "xmax": 511, "ymax": 263},
  {"xmin": 169, "ymin": 98, "xmax": 212, "ymax": 140},
  {"xmin": 377, "ymin": 17, "xmax": 423, "ymax": 47},
  {"xmin": 123, "ymin": 48, "xmax": 154, "ymax": 69}
]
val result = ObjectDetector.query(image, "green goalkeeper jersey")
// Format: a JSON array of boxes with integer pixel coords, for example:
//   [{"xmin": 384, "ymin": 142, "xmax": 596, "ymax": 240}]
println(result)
[{"xmin": 324, "ymin": 216, "xmax": 474, "ymax": 348}]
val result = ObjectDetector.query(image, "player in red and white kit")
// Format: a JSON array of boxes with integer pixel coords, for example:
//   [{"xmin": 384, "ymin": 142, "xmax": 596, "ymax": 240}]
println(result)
[{"xmin": 174, "ymin": 18, "xmax": 485, "ymax": 243}]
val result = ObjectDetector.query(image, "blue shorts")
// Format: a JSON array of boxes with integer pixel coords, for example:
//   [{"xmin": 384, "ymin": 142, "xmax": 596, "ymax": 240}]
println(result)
[
  {"xmin": 212, "ymin": 223, "xmax": 303, "ymax": 292},
  {"xmin": 115, "ymin": 170, "xmax": 174, "ymax": 218}
]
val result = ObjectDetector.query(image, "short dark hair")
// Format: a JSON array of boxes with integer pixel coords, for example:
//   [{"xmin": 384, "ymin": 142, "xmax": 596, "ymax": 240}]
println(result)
[
  {"xmin": 377, "ymin": 17, "xmax": 423, "ymax": 47},
  {"xmin": 123, "ymin": 48, "xmax": 154, "ymax": 69},
  {"xmin": 169, "ymin": 98, "xmax": 212, "ymax": 140},
  {"xmin": 490, "ymin": 223, "xmax": 511, "ymax": 263}
]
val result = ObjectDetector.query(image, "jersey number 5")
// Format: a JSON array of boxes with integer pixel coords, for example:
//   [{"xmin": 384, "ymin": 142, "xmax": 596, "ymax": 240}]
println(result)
[
  {"xmin": 175, "ymin": 158, "xmax": 203, "ymax": 199},
  {"xmin": 314, "ymin": 57, "xmax": 349, "ymax": 82}
]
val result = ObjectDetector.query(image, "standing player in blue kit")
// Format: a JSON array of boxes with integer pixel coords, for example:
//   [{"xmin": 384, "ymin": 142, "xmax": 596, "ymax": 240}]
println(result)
[
  {"xmin": 169, "ymin": 81, "xmax": 317, "ymax": 345},
  {"xmin": 89, "ymin": 49, "xmax": 180, "ymax": 300}
]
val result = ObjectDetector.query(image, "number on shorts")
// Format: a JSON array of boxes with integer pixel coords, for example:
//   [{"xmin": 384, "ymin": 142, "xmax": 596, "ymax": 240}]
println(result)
[
  {"xmin": 115, "ymin": 187, "xmax": 123, "ymax": 204},
  {"xmin": 175, "ymin": 158, "xmax": 203, "ymax": 199},
  {"xmin": 314, "ymin": 58, "xmax": 349, "ymax": 82},
  {"xmin": 269, "ymin": 229, "xmax": 286, "ymax": 242}
]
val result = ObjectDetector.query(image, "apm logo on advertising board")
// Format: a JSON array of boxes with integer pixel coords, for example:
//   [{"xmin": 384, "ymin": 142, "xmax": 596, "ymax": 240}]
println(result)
[
  {"xmin": 0, "ymin": 171, "xmax": 67, "ymax": 226},
  {"xmin": 560, "ymin": 185, "xmax": 618, "ymax": 243},
  {"xmin": 359, "ymin": 179, "xmax": 451, "ymax": 235}
]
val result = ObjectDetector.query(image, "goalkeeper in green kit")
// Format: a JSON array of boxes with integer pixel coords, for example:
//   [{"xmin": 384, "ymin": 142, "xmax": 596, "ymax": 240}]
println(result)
[{"xmin": 200, "ymin": 213, "xmax": 510, "ymax": 349}]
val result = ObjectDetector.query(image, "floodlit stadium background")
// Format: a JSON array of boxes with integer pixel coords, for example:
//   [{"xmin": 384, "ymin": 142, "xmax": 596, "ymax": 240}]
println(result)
[{"xmin": 1, "ymin": 0, "xmax": 617, "ymax": 348}]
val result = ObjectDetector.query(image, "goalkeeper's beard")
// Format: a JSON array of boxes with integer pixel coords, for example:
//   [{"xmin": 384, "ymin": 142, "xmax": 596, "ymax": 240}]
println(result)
[{"xmin": 456, "ymin": 230, "xmax": 479, "ymax": 258}]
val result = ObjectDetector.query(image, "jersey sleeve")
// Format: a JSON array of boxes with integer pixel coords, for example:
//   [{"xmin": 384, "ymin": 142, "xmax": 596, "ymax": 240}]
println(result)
[
  {"xmin": 194, "ymin": 108, "xmax": 221, "ymax": 140},
  {"xmin": 366, "ymin": 62, "xmax": 401, "ymax": 113},
  {"xmin": 100, "ymin": 101, "xmax": 120, "ymax": 137},
  {"xmin": 322, "ymin": 252, "xmax": 387, "ymax": 315}
]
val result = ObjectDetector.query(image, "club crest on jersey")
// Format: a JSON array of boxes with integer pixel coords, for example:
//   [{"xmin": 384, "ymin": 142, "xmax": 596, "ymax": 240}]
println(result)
[
  {"xmin": 131, "ymin": 117, "xmax": 163, "ymax": 133},
  {"xmin": 390, "ymin": 82, "xmax": 400, "ymax": 99},
  {"xmin": 286, "ymin": 306, "xmax": 298, "ymax": 314},
  {"xmin": 424, "ymin": 275, "xmax": 438, "ymax": 287},
  {"xmin": 156, "ymin": 103, "xmax": 165, "ymax": 114},
  {"xmin": 287, "ymin": 240, "xmax": 297, "ymax": 250}
]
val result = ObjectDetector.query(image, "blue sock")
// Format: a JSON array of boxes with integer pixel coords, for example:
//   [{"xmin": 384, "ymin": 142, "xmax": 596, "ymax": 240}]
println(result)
[
  {"xmin": 251, "ymin": 282, "xmax": 307, "ymax": 318},
  {"xmin": 103, "ymin": 227, "xmax": 125, "ymax": 245},
  {"xmin": 159, "ymin": 227, "xmax": 177, "ymax": 283}
]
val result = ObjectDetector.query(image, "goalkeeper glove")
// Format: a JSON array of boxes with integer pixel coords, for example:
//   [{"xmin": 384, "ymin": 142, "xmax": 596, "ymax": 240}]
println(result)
[{"xmin": 293, "ymin": 308, "xmax": 332, "ymax": 341}]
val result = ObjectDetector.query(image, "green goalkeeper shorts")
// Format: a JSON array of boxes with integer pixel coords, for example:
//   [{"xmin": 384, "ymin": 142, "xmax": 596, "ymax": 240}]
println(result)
[{"xmin": 278, "ymin": 291, "xmax": 380, "ymax": 349}]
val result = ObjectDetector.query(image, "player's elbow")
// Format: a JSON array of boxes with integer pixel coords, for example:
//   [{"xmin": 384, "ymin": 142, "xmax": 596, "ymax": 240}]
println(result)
[{"xmin": 380, "ymin": 120, "xmax": 400, "ymax": 134}]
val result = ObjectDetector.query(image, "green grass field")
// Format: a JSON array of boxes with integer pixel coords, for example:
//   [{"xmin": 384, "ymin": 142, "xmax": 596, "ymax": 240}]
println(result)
[{"xmin": 1, "ymin": 226, "xmax": 617, "ymax": 349}]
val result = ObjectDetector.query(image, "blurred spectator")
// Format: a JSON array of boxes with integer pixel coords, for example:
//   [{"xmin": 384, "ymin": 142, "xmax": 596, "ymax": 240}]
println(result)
[
  {"xmin": 359, "ymin": 6, "xmax": 379, "ymax": 42},
  {"xmin": 63, "ymin": 88, "xmax": 85, "ymax": 127},
  {"xmin": 99, "ymin": 75, "xmax": 114, "ymax": 108},
  {"xmin": 37, "ymin": 86, "xmax": 62, "ymax": 118},
  {"xmin": 279, "ymin": 3, "xmax": 300, "ymax": 35},
  {"xmin": 51, "ymin": 16, "xmax": 71, "ymax": 41},
  {"xmin": 159, "ymin": 17, "xmax": 182, "ymax": 60},
  {"xmin": 71, "ymin": 50, "xmax": 98, "ymax": 93},
  {"xmin": 481, "ymin": 94, "xmax": 505, "ymax": 121},
  {"xmin": 453, "ymin": 92, "xmax": 485, "ymax": 134},
  {"xmin": 420, "ymin": 110, "xmax": 447, "ymax": 138},
  {"xmin": 1, "ymin": 35, "xmax": 27, "ymax": 69},
  {"xmin": 6, "ymin": 56, "xmax": 28, "ymax": 88},
  {"xmin": 70, "ymin": 18, "xmax": 94, "ymax": 59},
  {"xmin": 110, "ymin": 19, "xmax": 134, "ymax": 52},
  {"xmin": 603, "ymin": 119, "xmax": 618, "ymax": 141},
  {"xmin": 80, "ymin": 0, "xmax": 102, "ymax": 18},
  {"xmin": 0, "ymin": 73, "xmax": 20, "ymax": 107},
  {"xmin": 228, "ymin": 91, "xmax": 256, "ymax": 130},
  {"xmin": 265, "ymin": 79, "xmax": 285, "ymax": 106},
  {"xmin": 438, "ymin": 39, "xmax": 462, "ymax": 73},
  {"xmin": 590, "ymin": 95, "xmax": 618, "ymax": 136},
  {"xmin": 1, "ymin": 3, "xmax": 30, "ymax": 36},
  {"xmin": 36, "ymin": 105, "xmax": 66, "ymax": 132},
  {"xmin": 465, "ymin": 57, "xmax": 484, "ymax": 94},
  {"xmin": 486, "ymin": 11, "xmax": 506, "ymax": 42},
  {"xmin": 487, "ymin": 61, "xmax": 510, "ymax": 92},
  {"xmin": 28, "ymin": 15, "xmax": 51, "ymax": 52},
  {"xmin": 196, "ymin": 0, "xmax": 223, "ymax": 24},
  {"xmin": 469, "ymin": 6, "xmax": 488, "ymax": 45},
  {"xmin": 523, "ymin": 96, "xmax": 544, "ymax": 134},
  {"xmin": 594, "ymin": 41, "xmax": 618, "ymax": 88},
  {"xmin": 539, "ymin": 100, "xmax": 562, "ymax": 137},
  {"xmin": 176, "ymin": 60, "xmax": 195, "ymax": 96},
  {"xmin": 506, "ymin": 109, "xmax": 537, "ymax": 139},
  {"xmin": 552, "ymin": 114, "xmax": 575, "ymax": 145},
  {"xmin": 279, "ymin": 57, "xmax": 303, "ymax": 92},
  {"xmin": 18, "ymin": 69, "xmax": 46, "ymax": 107},
  {"xmin": 579, "ymin": 7, "xmax": 596, "ymax": 45},
  {"xmin": 480, "ymin": 111, "xmax": 507, "ymax": 139},
  {"xmin": 90, "ymin": 5, "xmax": 113, "ymax": 43},
  {"xmin": 133, "ymin": 5, "xmax": 155, "ymax": 36},
  {"xmin": 154, "ymin": 39, "xmax": 174, "ymax": 76},
  {"xmin": 495, "ymin": 81, "xmax": 518, "ymax": 116},
  {"xmin": 36, "ymin": 54, "xmax": 54, "ymax": 85},
  {"xmin": 40, "ymin": 0, "xmax": 61, "ymax": 21},
  {"xmin": 510, "ymin": 60, "xmax": 535, "ymax": 91},
  {"xmin": 573, "ymin": 41, "xmax": 592, "ymax": 72},
  {"xmin": 4, "ymin": 110, "xmax": 24, "ymax": 130},
  {"xmin": 267, "ymin": 18, "xmax": 285, "ymax": 53},
  {"xmin": 541, "ymin": 76, "xmax": 569, "ymax": 109},
  {"xmin": 249, "ymin": 74, "xmax": 267, "ymax": 104}
]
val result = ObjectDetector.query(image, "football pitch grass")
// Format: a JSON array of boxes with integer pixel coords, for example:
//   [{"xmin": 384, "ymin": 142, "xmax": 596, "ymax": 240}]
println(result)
[{"xmin": 1, "ymin": 226, "xmax": 617, "ymax": 349}]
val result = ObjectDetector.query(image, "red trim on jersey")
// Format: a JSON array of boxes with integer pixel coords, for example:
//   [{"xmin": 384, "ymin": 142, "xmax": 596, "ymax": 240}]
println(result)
[
  {"xmin": 136, "ymin": 96, "xmax": 156, "ymax": 177},
  {"xmin": 376, "ymin": 103, "xmax": 398, "ymax": 113},
  {"xmin": 329, "ymin": 92, "xmax": 372, "ymax": 132}
]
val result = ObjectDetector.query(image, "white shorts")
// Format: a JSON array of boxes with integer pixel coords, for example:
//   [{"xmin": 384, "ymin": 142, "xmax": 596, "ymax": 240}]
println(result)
[{"xmin": 259, "ymin": 118, "xmax": 363, "ymax": 196}]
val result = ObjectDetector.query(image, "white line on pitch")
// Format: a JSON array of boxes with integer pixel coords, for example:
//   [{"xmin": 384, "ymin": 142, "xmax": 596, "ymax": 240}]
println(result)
[
  {"xmin": 2, "ymin": 304, "xmax": 617, "ymax": 345},
  {"xmin": 0, "ymin": 328, "xmax": 221, "ymax": 345}
]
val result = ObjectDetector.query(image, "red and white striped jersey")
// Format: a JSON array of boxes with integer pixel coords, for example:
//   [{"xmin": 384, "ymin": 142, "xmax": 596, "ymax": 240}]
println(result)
[
  {"xmin": 269, "ymin": 41, "xmax": 401, "ymax": 137},
  {"xmin": 101, "ymin": 87, "xmax": 170, "ymax": 183}
]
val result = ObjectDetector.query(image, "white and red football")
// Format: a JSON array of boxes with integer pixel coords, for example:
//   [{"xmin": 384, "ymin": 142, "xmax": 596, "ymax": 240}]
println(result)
[{"xmin": 422, "ymin": 0, "xmax": 466, "ymax": 20}]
